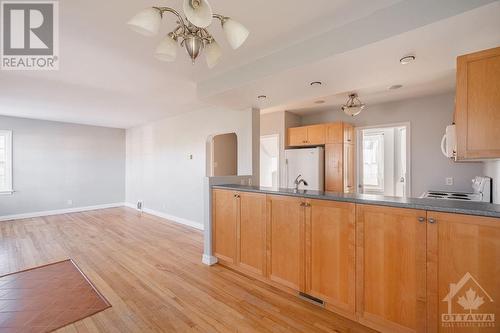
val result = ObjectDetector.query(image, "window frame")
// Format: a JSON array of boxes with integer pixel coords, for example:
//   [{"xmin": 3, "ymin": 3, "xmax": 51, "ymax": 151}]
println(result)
[{"xmin": 0, "ymin": 130, "xmax": 13, "ymax": 195}]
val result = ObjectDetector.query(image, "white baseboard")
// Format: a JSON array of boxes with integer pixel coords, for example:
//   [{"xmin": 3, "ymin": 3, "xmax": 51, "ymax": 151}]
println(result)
[
  {"xmin": 0, "ymin": 203, "xmax": 125, "ymax": 222},
  {"xmin": 124, "ymin": 202, "xmax": 204, "ymax": 231}
]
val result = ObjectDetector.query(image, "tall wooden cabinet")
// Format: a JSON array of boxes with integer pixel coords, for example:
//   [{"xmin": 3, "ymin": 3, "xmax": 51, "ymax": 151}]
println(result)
[
  {"xmin": 325, "ymin": 123, "xmax": 355, "ymax": 193},
  {"xmin": 456, "ymin": 46, "xmax": 500, "ymax": 160},
  {"xmin": 356, "ymin": 204, "xmax": 427, "ymax": 333}
]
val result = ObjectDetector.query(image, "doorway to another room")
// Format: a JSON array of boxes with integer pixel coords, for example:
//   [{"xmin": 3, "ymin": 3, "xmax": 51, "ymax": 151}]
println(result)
[
  {"xmin": 260, "ymin": 134, "xmax": 279, "ymax": 187},
  {"xmin": 357, "ymin": 124, "xmax": 410, "ymax": 197}
]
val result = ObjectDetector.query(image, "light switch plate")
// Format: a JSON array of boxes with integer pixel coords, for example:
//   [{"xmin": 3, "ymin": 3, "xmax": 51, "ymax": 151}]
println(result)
[{"xmin": 446, "ymin": 177, "xmax": 454, "ymax": 186}]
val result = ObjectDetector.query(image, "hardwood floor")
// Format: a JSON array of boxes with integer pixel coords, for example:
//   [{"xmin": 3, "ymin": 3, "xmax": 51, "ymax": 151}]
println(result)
[{"xmin": 0, "ymin": 208, "xmax": 376, "ymax": 333}]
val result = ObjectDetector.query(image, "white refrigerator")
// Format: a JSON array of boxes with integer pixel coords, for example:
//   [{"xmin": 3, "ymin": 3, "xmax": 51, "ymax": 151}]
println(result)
[{"xmin": 285, "ymin": 147, "xmax": 324, "ymax": 191}]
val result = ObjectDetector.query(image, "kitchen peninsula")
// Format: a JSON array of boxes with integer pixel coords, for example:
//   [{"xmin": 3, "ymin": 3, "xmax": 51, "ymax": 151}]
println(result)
[{"xmin": 211, "ymin": 184, "xmax": 500, "ymax": 333}]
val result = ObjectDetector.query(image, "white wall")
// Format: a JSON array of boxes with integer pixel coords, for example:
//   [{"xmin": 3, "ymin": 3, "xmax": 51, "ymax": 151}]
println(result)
[
  {"xmin": 300, "ymin": 93, "xmax": 484, "ymax": 197},
  {"xmin": 260, "ymin": 111, "xmax": 301, "ymax": 188},
  {"xmin": 126, "ymin": 107, "xmax": 257, "ymax": 227},
  {"xmin": 0, "ymin": 115, "xmax": 125, "ymax": 217},
  {"xmin": 484, "ymin": 160, "xmax": 500, "ymax": 204}
]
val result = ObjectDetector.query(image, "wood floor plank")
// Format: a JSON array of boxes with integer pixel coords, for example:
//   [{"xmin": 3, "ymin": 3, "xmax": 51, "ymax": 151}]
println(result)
[{"xmin": 0, "ymin": 207, "xmax": 377, "ymax": 333}]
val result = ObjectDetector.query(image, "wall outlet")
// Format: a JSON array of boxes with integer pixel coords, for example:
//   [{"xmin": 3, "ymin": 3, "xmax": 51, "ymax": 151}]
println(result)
[{"xmin": 446, "ymin": 177, "xmax": 454, "ymax": 186}]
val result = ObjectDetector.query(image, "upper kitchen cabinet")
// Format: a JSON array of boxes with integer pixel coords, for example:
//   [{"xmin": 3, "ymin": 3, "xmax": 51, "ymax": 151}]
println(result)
[
  {"xmin": 455, "ymin": 46, "xmax": 500, "ymax": 160},
  {"xmin": 288, "ymin": 126, "xmax": 309, "ymax": 146},
  {"xmin": 287, "ymin": 124, "xmax": 325, "ymax": 147}
]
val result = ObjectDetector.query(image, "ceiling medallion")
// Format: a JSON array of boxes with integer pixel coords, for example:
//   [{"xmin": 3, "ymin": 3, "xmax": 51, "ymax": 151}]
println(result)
[
  {"xmin": 341, "ymin": 93, "xmax": 365, "ymax": 117},
  {"xmin": 128, "ymin": 0, "xmax": 249, "ymax": 68}
]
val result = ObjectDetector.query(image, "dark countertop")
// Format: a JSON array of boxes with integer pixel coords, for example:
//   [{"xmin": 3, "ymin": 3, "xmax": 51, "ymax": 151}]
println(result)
[{"xmin": 212, "ymin": 184, "xmax": 500, "ymax": 219}]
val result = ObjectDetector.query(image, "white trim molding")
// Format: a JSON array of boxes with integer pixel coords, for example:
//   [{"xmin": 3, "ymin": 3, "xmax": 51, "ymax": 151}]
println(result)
[
  {"xmin": 124, "ymin": 202, "xmax": 204, "ymax": 231},
  {"xmin": 0, "ymin": 203, "xmax": 125, "ymax": 222}
]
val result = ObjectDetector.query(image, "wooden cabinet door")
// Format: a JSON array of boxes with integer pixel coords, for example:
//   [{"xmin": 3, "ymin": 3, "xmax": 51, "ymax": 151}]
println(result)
[
  {"xmin": 343, "ymin": 144, "xmax": 355, "ymax": 193},
  {"xmin": 427, "ymin": 212, "xmax": 500, "ymax": 333},
  {"xmin": 288, "ymin": 127, "xmax": 308, "ymax": 147},
  {"xmin": 267, "ymin": 195, "xmax": 305, "ymax": 291},
  {"xmin": 237, "ymin": 192, "xmax": 267, "ymax": 277},
  {"xmin": 212, "ymin": 189, "xmax": 237, "ymax": 264},
  {"xmin": 325, "ymin": 144, "xmax": 343, "ymax": 192},
  {"xmin": 326, "ymin": 123, "xmax": 343, "ymax": 144},
  {"xmin": 306, "ymin": 124, "xmax": 326, "ymax": 145},
  {"xmin": 305, "ymin": 199, "xmax": 356, "ymax": 318},
  {"xmin": 344, "ymin": 124, "xmax": 355, "ymax": 144},
  {"xmin": 356, "ymin": 205, "xmax": 427, "ymax": 333},
  {"xmin": 456, "ymin": 47, "xmax": 500, "ymax": 159}
]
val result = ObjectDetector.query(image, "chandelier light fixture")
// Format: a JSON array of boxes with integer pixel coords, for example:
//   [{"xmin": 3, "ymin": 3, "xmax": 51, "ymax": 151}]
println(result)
[
  {"xmin": 341, "ymin": 93, "xmax": 365, "ymax": 117},
  {"xmin": 127, "ymin": 0, "xmax": 249, "ymax": 68}
]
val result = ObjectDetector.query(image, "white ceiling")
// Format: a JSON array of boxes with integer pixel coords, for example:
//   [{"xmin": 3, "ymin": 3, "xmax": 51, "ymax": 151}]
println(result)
[{"xmin": 0, "ymin": 0, "xmax": 498, "ymax": 128}]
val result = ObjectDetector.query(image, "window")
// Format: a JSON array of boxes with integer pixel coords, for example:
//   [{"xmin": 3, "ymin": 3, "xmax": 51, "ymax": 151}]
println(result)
[
  {"xmin": 0, "ymin": 130, "xmax": 13, "ymax": 193},
  {"xmin": 362, "ymin": 131, "xmax": 385, "ymax": 193},
  {"xmin": 357, "ymin": 124, "xmax": 410, "ymax": 197}
]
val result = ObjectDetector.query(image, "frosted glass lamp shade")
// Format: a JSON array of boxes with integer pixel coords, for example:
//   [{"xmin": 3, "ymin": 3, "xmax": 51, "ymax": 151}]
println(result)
[
  {"xmin": 127, "ymin": 8, "xmax": 162, "ymax": 36},
  {"xmin": 155, "ymin": 35, "xmax": 178, "ymax": 62},
  {"xmin": 222, "ymin": 19, "xmax": 249, "ymax": 49},
  {"xmin": 183, "ymin": 0, "xmax": 213, "ymax": 28},
  {"xmin": 205, "ymin": 41, "xmax": 222, "ymax": 68}
]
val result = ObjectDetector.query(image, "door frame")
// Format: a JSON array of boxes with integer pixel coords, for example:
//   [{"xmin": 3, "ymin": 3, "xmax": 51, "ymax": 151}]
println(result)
[
  {"xmin": 355, "ymin": 122, "xmax": 411, "ymax": 197},
  {"xmin": 260, "ymin": 134, "xmax": 280, "ymax": 187}
]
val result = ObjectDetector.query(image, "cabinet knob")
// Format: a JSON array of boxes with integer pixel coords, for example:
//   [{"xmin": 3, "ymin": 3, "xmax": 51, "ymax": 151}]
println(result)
[
  {"xmin": 418, "ymin": 217, "xmax": 426, "ymax": 223},
  {"xmin": 234, "ymin": 194, "xmax": 240, "ymax": 198},
  {"xmin": 428, "ymin": 218, "xmax": 437, "ymax": 224}
]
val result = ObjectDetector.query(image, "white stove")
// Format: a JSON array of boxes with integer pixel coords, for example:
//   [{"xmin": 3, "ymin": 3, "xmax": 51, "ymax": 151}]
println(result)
[{"xmin": 421, "ymin": 176, "xmax": 492, "ymax": 203}]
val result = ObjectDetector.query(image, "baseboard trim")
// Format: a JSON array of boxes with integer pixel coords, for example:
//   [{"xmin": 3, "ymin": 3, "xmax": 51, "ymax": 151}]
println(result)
[
  {"xmin": 0, "ymin": 203, "xmax": 126, "ymax": 222},
  {"xmin": 124, "ymin": 202, "xmax": 204, "ymax": 231}
]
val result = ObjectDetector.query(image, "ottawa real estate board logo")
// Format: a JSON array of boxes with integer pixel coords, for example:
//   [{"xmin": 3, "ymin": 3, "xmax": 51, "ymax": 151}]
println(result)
[
  {"xmin": 442, "ymin": 272, "xmax": 495, "ymax": 328},
  {"xmin": 1, "ymin": 1, "xmax": 59, "ymax": 70}
]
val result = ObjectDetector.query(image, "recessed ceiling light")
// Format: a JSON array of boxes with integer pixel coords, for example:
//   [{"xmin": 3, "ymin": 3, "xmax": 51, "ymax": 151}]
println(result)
[
  {"xmin": 400, "ymin": 55, "xmax": 416, "ymax": 65},
  {"xmin": 314, "ymin": 100, "xmax": 326, "ymax": 104},
  {"xmin": 389, "ymin": 84, "xmax": 403, "ymax": 90},
  {"xmin": 310, "ymin": 81, "xmax": 322, "ymax": 86},
  {"xmin": 257, "ymin": 95, "xmax": 267, "ymax": 100}
]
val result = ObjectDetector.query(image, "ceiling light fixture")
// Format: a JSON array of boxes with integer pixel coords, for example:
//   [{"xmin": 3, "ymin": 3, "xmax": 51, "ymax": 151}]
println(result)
[
  {"xmin": 400, "ymin": 55, "xmax": 416, "ymax": 65},
  {"xmin": 310, "ymin": 81, "xmax": 322, "ymax": 86},
  {"xmin": 341, "ymin": 93, "xmax": 365, "ymax": 117},
  {"xmin": 257, "ymin": 95, "xmax": 267, "ymax": 100},
  {"xmin": 389, "ymin": 84, "xmax": 403, "ymax": 90},
  {"xmin": 314, "ymin": 100, "xmax": 325, "ymax": 104},
  {"xmin": 128, "ymin": 0, "xmax": 249, "ymax": 68}
]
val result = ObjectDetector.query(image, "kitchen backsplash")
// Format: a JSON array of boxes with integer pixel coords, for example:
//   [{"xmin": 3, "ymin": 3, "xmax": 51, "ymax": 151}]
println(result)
[{"xmin": 484, "ymin": 160, "xmax": 500, "ymax": 204}]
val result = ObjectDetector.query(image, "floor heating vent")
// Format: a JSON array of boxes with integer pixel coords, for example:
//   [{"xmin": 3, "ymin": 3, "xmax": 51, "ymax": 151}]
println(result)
[{"xmin": 299, "ymin": 292, "xmax": 325, "ymax": 307}]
